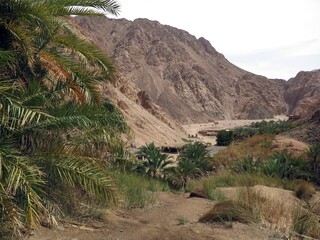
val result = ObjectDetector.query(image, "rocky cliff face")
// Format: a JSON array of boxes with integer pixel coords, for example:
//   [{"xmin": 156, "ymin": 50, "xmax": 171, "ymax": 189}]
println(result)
[
  {"xmin": 73, "ymin": 16, "xmax": 289, "ymax": 124},
  {"xmin": 284, "ymin": 70, "xmax": 320, "ymax": 119}
]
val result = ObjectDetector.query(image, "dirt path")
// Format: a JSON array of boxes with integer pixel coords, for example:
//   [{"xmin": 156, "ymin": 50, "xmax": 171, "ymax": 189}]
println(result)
[{"xmin": 31, "ymin": 192, "xmax": 284, "ymax": 240}]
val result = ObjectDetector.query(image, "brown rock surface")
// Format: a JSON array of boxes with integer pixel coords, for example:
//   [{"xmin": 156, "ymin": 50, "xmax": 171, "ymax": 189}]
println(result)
[
  {"xmin": 73, "ymin": 16, "xmax": 288, "ymax": 124},
  {"xmin": 71, "ymin": 16, "xmax": 320, "ymax": 145},
  {"xmin": 285, "ymin": 69, "xmax": 320, "ymax": 119}
]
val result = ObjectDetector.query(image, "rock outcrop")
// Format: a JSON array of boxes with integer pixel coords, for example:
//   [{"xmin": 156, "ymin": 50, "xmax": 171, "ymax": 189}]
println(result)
[{"xmin": 284, "ymin": 70, "xmax": 320, "ymax": 119}]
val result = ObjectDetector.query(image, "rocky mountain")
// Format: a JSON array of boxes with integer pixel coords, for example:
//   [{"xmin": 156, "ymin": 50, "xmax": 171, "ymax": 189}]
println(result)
[
  {"xmin": 73, "ymin": 16, "xmax": 289, "ymax": 124},
  {"xmin": 101, "ymin": 74, "xmax": 187, "ymax": 147},
  {"xmin": 71, "ymin": 16, "xmax": 319, "ymax": 145},
  {"xmin": 284, "ymin": 70, "xmax": 320, "ymax": 119}
]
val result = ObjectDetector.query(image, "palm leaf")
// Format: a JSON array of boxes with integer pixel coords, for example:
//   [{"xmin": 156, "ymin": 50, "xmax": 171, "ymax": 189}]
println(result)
[{"xmin": 38, "ymin": 156, "xmax": 117, "ymax": 204}]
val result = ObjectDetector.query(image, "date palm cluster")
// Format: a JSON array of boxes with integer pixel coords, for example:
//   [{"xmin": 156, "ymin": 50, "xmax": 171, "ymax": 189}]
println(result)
[{"xmin": 0, "ymin": 0, "xmax": 127, "ymax": 237}]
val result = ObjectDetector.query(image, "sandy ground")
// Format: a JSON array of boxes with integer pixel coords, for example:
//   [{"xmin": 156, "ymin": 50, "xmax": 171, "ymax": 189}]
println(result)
[
  {"xmin": 31, "ymin": 192, "xmax": 287, "ymax": 240},
  {"xmin": 273, "ymin": 135, "xmax": 309, "ymax": 155}
]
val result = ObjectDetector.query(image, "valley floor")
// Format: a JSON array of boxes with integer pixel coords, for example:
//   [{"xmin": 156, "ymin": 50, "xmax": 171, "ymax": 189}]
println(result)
[{"xmin": 31, "ymin": 192, "xmax": 288, "ymax": 240}]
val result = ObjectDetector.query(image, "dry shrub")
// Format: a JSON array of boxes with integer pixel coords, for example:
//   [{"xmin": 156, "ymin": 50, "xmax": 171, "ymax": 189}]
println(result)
[
  {"xmin": 293, "ymin": 180, "xmax": 316, "ymax": 201},
  {"xmin": 199, "ymin": 200, "xmax": 252, "ymax": 224}
]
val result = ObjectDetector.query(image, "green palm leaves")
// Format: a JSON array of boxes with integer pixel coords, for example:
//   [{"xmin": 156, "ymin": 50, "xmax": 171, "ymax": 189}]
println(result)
[
  {"xmin": 175, "ymin": 142, "xmax": 212, "ymax": 187},
  {"xmin": 0, "ymin": 0, "xmax": 125, "ymax": 237},
  {"xmin": 1, "ymin": 0, "xmax": 119, "ymax": 103},
  {"xmin": 136, "ymin": 143, "xmax": 174, "ymax": 179},
  {"xmin": 134, "ymin": 142, "xmax": 213, "ymax": 188}
]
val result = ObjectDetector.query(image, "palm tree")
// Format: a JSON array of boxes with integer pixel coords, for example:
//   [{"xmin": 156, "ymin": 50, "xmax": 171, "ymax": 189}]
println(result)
[
  {"xmin": 306, "ymin": 143, "xmax": 320, "ymax": 181},
  {"xmin": 178, "ymin": 142, "xmax": 212, "ymax": 173},
  {"xmin": 136, "ymin": 143, "xmax": 174, "ymax": 179},
  {"xmin": 170, "ymin": 142, "xmax": 212, "ymax": 188},
  {"xmin": 0, "ymin": 0, "xmax": 127, "ymax": 237},
  {"xmin": 174, "ymin": 159, "xmax": 201, "ymax": 188},
  {"xmin": 0, "ymin": 0, "xmax": 120, "ymax": 103}
]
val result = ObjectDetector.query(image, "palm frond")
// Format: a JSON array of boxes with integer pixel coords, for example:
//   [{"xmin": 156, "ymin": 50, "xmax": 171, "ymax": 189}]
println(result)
[
  {"xmin": 0, "ymin": 183, "xmax": 22, "ymax": 237},
  {"xmin": 2, "ymin": 155, "xmax": 45, "ymax": 227},
  {"xmin": 38, "ymin": 156, "xmax": 117, "ymax": 204},
  {"xmin": 40, "ymin": 0, "xmax": 121, "ymax": 16}
]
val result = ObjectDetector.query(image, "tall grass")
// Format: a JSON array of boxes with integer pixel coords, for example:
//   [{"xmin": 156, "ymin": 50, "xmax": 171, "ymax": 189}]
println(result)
[
  {"xmin": 292, "ymin": 206, "xmax": 320, "ymax": 238},
  {"xmin": 236, "ymin": 187, "xmax": 291, "ymax": 232},
  {"xmin": 187, "ymin": 172, "xmax": 293, "ymax": 192},
  {"xmin": 116, "ymin": 173, "xmax": 169, "ymax": 208},
  {"xmin": 200, "ymin": 186, "xmax": 320, "ymax": 238},
  {"xmin": 199, "ymin": 200, "xmax": 252, "ymax": 224},
  {"xmin": 213, "ymin": 135, "xmax": 275, "ymax": 168}
]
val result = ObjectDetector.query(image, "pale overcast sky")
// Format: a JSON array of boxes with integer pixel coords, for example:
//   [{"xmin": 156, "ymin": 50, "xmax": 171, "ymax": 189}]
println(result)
[{"xmin": 111, "ymin": 0, "xmax": 320, "ymax": 80}]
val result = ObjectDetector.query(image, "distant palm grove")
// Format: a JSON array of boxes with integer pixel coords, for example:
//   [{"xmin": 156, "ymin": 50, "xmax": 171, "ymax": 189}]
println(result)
[{"xmin": 0, "ymin": 0, "xmax": 126, "ymax": 238}]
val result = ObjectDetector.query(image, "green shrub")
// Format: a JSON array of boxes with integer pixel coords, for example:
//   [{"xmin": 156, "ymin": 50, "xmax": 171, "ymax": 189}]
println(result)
[
  {"xmin": 216, "ymin": 130, "xmax": 234, "ymax": 146},
  {"xmin": 233, "ymin": 156, "xmax": 261, "ymax": 174},
  {"xmin": 178, "ymin": 142, "xmax": 212, "ymax": 172},
  {"xmin": 203, "ymin": 184, "xmax": 225, "ymax": 201},
  {"xmin": 176, "ymin": 216, "xmax": 189, "ymax": 225},
  {"xmin": 234, "ymin": 127, "xmax": 258, "ymax": 141},
  {"xmin": 116, "ymin": 173, "xmax": 169, "ymax": 208},
  {"xmin": 262, "ymin": 152, "xmax": 311, "ymax": 180},
  {"xmin": 306, "ymin": 143, "xmax": 320, "ymax": 184}
]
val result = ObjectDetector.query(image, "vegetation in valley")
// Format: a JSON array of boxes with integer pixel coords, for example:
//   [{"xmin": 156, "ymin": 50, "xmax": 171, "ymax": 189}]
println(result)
[
  {"xmin": 190, "ymin": 137, "xmax": 320, "ymax": 238},
  {"xmin": 216, "ymin": 120, "xmax": 300, "ymax": 146},
  {"xmin": 133, "ymin": 142, "xmax": 213, "ymax": 189}
]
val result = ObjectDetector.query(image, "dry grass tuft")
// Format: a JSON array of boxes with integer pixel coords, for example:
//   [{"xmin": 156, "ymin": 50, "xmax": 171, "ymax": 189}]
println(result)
[
  {"xmin": 292, "ymin": 206, "xmax": 320, "ymax": 239},
  {"xmin": 199, "ymin": 200, "xmax": 252, "ymax": 224},
  {"xmin": 293, "ymin": 180, "xmax": 316, "ymax": 201},
  {"xmin": 237, "ymin": 187, "xmax": 292, "ymax": 233}
]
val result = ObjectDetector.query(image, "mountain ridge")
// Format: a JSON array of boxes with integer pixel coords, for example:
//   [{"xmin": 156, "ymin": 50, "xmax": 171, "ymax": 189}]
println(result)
[{"xmin": 71, "ymin": 16, "xmax": 319, "ymax": 145}]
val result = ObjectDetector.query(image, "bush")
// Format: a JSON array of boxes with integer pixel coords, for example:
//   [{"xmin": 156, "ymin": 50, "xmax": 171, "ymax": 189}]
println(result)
[
  {"xmin": 293, "ymin": 180, "xmax": 316, "ymax": 200},
  {"xmin": 116, "ymin": 173, "xmax": 169, "ymax": 208},
  {"xmin": 202, "ymin": 184, "xmax": 225, "ymax": 201},
  {"xmin": 306, "ymin": 143, "xmax": 320, "ymax": 184},
  {"xmin": 233, "ymin": 156, "xmax": 262, "ymax": 174},
  {"xmin": 178, "ymin": 142, "xmax": 212, "ymax": 172},
  {"xmin": 250, "ymin": 120, "xmax": 298, "ymax": 135},
  {"xmin": 234, "ymin": 127, "xmax": 258, "ymax": 141},
  {"xmin": 262, "ymin": 152, "xmax": 311, "ymax": 180},
  {"xmin": 176, "ymin": 216, "xmax": 189, "ymax": 225},
  {"xmin": 199, "ymin": 200, "xmax": 252, "ymax": 223},
  {"xmin": 216, "ymin": 130, "xmax": 234, "ymax": 146}
]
